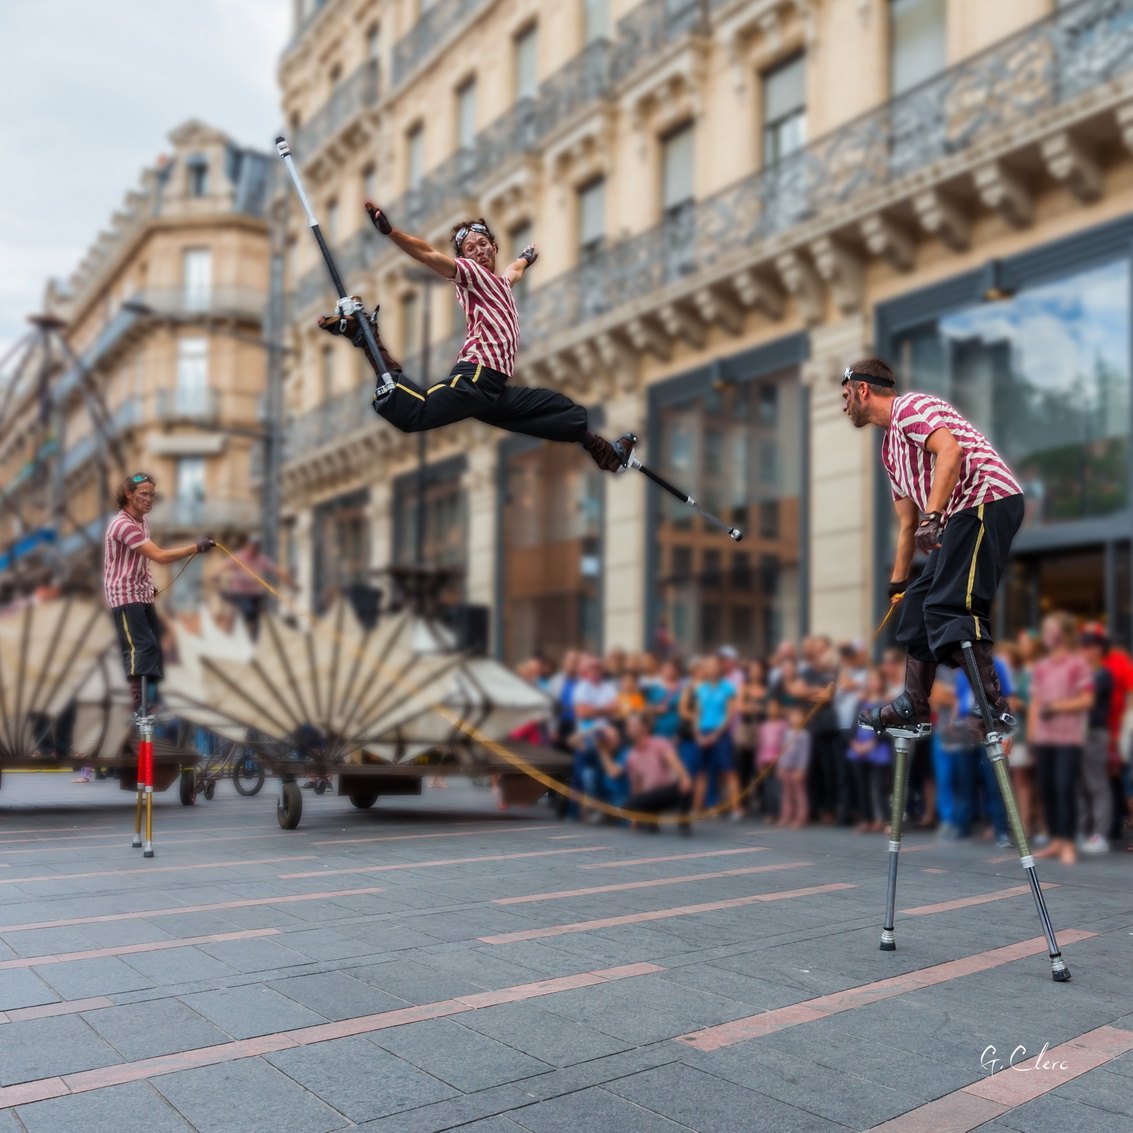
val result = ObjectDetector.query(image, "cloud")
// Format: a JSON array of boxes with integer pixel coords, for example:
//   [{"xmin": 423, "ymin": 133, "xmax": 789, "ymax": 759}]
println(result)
[{"xmin": 0, "ymin": 0, "xmax": 289, "ymax": 362}]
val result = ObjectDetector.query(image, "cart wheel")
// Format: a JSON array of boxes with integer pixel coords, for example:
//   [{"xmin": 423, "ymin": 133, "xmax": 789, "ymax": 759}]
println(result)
[
  {"xmin": 233, "ymin": 759, "xmax": 265, "ymax": 797},
  {"xmin": 179, "ymin": 769, "xmax": 197, "ymax": 806},
  {"xmin": 314, "ymin": 778, "xmax": 329, "ymax": 796},
  {"xmin": 204, "ymin": 780, "xmax": 216, "ymax": 801},
  {"xmin": 277, "ymin": 781, "xmax": 303, "ymax": 829},
  {"xmin": 349, "ymin": 788, "xmax": 380, "ymax": 809}
]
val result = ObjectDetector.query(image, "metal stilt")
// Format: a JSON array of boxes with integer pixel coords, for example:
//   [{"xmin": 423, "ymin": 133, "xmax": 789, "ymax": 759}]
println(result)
[
  {"xmin": 139, "ymin": 679, "xmax": 155, "ymax": 858},
  {"xmin": 131, "ymin": 680, "xmax": 146, "ymax": 848},
  {"xmin": 961, "ymin": 641, "xmax": 1070, "ymax": 982},
  {"xmin": 880, "ymin": 726, "xmax": 930, "ymax": 950}
]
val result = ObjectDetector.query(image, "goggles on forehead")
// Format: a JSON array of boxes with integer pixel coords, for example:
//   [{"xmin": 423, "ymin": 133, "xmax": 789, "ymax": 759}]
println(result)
[
  {"xmin": 841, "ymin": 367, "xmax": 895, "ymax": 388},
  {"xmin": 454, "ymin": 223, "xmax": 491, "ymax": 251},
  {"xmin": 131, "ymin": 473, "xmax": 154, "ymax": 484}
]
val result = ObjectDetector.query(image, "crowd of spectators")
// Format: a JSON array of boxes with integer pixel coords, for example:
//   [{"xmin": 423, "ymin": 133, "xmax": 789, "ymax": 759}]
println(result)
[{"xmin": 515, "ymin": 618, "xmax": 1133, "ymax": 858}]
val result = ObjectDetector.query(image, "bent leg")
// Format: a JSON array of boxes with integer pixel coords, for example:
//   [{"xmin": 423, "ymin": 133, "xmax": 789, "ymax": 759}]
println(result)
[
  {"xmin": 375, "ymin": 371, "xmax": 489, "ymax": 434},
  {"xmin": 475, "ymin": 384, "xmax": 590, "ymax": 443}
]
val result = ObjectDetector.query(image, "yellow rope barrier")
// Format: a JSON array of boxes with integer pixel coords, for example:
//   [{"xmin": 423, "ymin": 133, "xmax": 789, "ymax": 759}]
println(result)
[{"xmin": 212, "ymin": 543, "xmax": 885, "ymax": 826}]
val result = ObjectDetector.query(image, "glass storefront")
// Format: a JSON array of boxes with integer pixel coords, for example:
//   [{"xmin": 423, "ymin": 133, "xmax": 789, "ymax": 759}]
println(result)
[
  {"xmin": 651, "ymin": 365, "xmax": 804, "ymax": 656},
  {"xmin": 312, "ymin": 489, "xmax": 370, "ymax": 615},
  {"xmin": 501, "ymin": 441, "xmax": 602, "ymax": 664},
  {"xmin": 393, "ymin": 458, "xmax": 467, "ymax": 606},
  {"xmin": 888, "ymin": 253, "xmax": 1132, "ymax": 643}
]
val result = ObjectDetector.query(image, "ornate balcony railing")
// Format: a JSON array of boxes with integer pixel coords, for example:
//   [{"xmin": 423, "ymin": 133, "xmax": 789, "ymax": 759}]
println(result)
[
  {"xmin": 392, "ymin": 0, "xmax": 488, "ymax": 88},
  {"xmin": 294, "ymin": 59, "xmax": 380, "ymax": 159},
  {"xmin": 535, "ymin": 38, "xmax": 614, "ymax": 136},
  {"xmin": 611, "ymin": 0, "xmax": 708, "ymax": 84},
  {"xmin": 154, "ymin": 388, "xmax": 220, "ymax": 423},
  {"xmin": 283, "ymin": 330, "xmax": 466, "ymax": 462},
  {"xmin": 521, "ymin": 0, "xmax": 1133, "ymax": 344}
]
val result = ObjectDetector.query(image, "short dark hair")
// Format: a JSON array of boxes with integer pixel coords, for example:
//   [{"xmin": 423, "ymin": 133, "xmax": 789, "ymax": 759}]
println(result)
[
  {"xmin": 847, "ymin": 357, "xmax": 897, "ymax": 397},
  {"xmin": 117, "ymin": 472, "xmax": 155, "ymax": 510},
  {"xmin": 451, "ymin": 217, "xmax": 497, "ymax": 256}
]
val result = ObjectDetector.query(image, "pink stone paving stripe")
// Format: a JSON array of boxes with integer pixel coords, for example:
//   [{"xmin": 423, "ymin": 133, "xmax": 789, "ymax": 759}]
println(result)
[
  {"xmin": 0, "ymin": 831, "xmax": 296, "ymax": 857},
  {"xmin": 313, "ymin": 823, "xmax": 558, "ymax": 846},
  {"xmin": 0, "ymin": 960, "xmax": 663, "ymax": 1109},
  {"xmin": 984, "ymin": 854, "xmax": 1018, "ymax": 864},
  {"xmin": 492, "ymin": 861, "xmax": 813, "ymax": 905},
  {"xmin": 0, "ymin": 825, "xmax": 242, "ymax": 846},
  {"xmin": 478, "ymin": 882, "xmax": 855, "ymax": 944},
  {"xmin": 0, "ymin": 928, "xmax": 281, "ymax": 971},
  {"xmin": 922, "ymin": 868, "xmax": 948, "ymax": 874},
  {"xmin": 0, "ymin": 996, "xmax": 113, "ymax": 1025},
  {"xmin": 278, "ymin": 846, "xmax": 609, "ymax": 880},
  {"xmin": 676, "ymin": 929, "xmax": 1096, "ymax": 1052},
  {"xmin": 901, "ymin": 884, "xmax": 1058, "ymax": 916},
  {"xmin": 865, "ymin": 1025, "xmax": 1133, "ymax": 1132},
  {"xmin": 579, "ymin": 847, "xmax": 768, "ymax": 869},
  {"xmin": 0, "ymin": 887, "xmax": 384, "ymax": 934},
  {"xmin": 547, "ymin": 834, "xmax": 595, "ymax": 840},
  {"xmin": 0, "ymin": 856, "xmax": 319, "ymax": 887}
]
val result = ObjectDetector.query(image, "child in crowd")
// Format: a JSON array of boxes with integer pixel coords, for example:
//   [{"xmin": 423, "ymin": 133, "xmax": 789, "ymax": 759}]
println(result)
[
  {"xmin": 778, "ymin": 704, "xmax": 811, "ymax": 827},
  {"xmin": 755, "ymin": 696, "xmax": 788, "ymax": 822}
]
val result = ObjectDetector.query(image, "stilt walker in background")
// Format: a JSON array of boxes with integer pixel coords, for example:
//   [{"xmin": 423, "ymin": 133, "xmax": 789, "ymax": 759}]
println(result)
[
  {"xmin": 104, "ymin": 473, "xmax": 214, "ymax": 855},
  {"xmin": 843, "ymin": 359, "xmax": 1070, "ymax": 981}
]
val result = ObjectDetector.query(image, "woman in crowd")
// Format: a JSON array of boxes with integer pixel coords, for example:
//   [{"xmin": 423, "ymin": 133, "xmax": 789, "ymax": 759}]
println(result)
[{"xmin": 1029, "ymin": 611, "xmax": 1094, "ymax": 866}]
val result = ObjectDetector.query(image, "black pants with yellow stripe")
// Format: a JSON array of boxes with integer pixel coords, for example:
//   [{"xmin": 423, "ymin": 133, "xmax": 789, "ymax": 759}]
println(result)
[
  {"xmin": 896, "ymin": 494, "xmax": 1024, "ymax": 664},
  {"xmin": 112, "ymin": 602, "xmax": 164, "ymax": 681},
  {"xmin": 375, "ymin": 361, "xmax": 589, "ymax": 443}
]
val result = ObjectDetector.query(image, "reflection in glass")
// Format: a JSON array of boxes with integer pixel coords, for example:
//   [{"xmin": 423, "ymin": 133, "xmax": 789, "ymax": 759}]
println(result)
[
  {"xmin": 654, "ymin": 367, "xmax": 802, "ymax": 655},
  {"xmin": 895, "ymin": 259, "xmax": 1130, "ymax": 527},
  {"xmin": 502, "ymin": 442, "xmax": 602, "ymax": 664}
]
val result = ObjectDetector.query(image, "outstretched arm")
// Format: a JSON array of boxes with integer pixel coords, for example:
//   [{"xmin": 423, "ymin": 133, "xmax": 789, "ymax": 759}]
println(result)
[
  {"xmin": 503, "ymin": 244, "xmax": 538, "ymax": 285},
  {"xmin": 365, "ymin": 202, "xmax": 456, "ymax": 280}
]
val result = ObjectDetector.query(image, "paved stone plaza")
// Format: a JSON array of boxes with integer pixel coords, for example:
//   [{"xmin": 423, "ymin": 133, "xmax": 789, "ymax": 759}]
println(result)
[{"xmin": 0, "ymin": 774, "xmax": 1130, "ymax": 1132}]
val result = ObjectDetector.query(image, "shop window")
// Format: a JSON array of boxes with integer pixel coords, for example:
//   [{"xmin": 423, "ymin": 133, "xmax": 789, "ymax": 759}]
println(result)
[
  {"xmin": 893, "ymin": 259, "xmax": 1131, "ymax": 527},
  {"xmin": 502, "ymin": 441, "xmax": 601, "ymax": 664},
  {"xmin": 653, "ymin": 366, "xmax": 803, "ymax": 655}
]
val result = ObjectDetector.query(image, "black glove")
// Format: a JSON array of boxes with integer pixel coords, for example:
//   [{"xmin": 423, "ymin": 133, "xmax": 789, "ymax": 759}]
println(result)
[
  {"xmin": 887, "ymin": 578, "xmax": 907, "ymax": 602},
  {"xmin": 519, "ymin": 243, "xmax": 538, "ymax": 267},
  {"xmin": 364, "ymin": 201, "xmax": 392, "ymax": 235},
  {"xmin": 195, "ymin": 537, "xmax": 216, "ymax": 554},
  {"xmin": 915, "ymin": 512, "xmax": 945, "ymax": 553}
]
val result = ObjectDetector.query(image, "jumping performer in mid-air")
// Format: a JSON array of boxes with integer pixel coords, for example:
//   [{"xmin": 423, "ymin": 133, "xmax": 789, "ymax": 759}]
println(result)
[
  {"xmin": 841, "ymin": 358, "xmax": 1024, "ymax": 732},
  {"xmin": 104, "ymin": 472, "xmax": 215, "ymax": 715},
  {"xmin": 317, "ymin": 204, "xmax": 635, "ymax": 473}
]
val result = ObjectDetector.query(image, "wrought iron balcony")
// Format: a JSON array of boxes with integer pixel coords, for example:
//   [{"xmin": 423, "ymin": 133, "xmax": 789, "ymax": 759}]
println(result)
[
  {"xmin": 294, "ymin": 58, "xmax": 380, "ymax": 160},
  {"xmin": 521, "ymin": 0, "xmax": 1133, "ymax": 345},
  {"xmin": 125, "ymin": 286, "xmax": 268, "ymax": 324},
  {"xmin": 392, "ymin": 0, "xmax": 489, "ymax": 88},
  {"xmin": 282, "ymin": 331, "xmax": 466, "ymax": 463},
  {"xmin": 59, "ymin": 399, "xmax": 138, "ymax": 477},
  {"xmin": 154, "ymin": 387, "xmax": 220, "ymax": 423},
  {"xmin": 611, "ymin": 0, "xmax": 709, "ymax": 84},
  {"xmin": 148, "ymin": 495, "xmax": 259, "ymax": 531}
]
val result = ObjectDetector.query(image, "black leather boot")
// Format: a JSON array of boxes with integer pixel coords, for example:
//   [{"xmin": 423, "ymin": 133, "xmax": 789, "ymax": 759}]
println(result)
[
  {"xmin": 860, "ymin": 656, "xmax": 936, "ymax": 734},
  {"xmin": 952, "ymin": 640, "xmax": 1014, "ymax": 733}
]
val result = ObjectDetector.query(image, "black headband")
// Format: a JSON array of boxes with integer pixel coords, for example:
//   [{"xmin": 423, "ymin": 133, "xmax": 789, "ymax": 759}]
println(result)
[{"xmin": 841, "ymin": 367, "xmax": 895, "ymax": 388}]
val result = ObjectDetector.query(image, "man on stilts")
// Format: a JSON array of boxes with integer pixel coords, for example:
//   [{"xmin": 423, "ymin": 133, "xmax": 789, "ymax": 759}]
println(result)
[
  {"xmin": 843, "ymin": 358, "xmax": 1070, "ymax": 980},
  {"xmin": 105, "ymin": 473, "xmax": 214, "ymax": 857},
  {"xmin": 317, "ymin": 204, "xmax": 636, "ymax": 473}
]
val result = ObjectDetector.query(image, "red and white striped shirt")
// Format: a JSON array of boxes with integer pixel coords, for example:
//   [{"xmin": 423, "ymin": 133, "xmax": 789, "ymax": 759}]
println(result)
[
  {"xmin": 882, "ymin": 392, "xmax": 1022, "ymax": 518},
  {"xmin": 451, "ymin": 257, "xmax": 520, "ymax": 377},
  {"xmin": 103, "ymin": 511, "xmax": 155, "ymax": 607}
]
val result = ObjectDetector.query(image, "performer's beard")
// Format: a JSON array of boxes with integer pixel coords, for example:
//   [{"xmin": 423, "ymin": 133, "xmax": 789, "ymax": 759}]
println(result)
[{"xmin": 844, "ymin": 389, "xmax": 869, "ymax": 428}]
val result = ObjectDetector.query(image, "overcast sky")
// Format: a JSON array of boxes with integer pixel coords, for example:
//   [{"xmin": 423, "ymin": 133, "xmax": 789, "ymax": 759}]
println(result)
[{"xmin": 0, "ymin": 0, "xmax": 290, "ymax": 367}]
